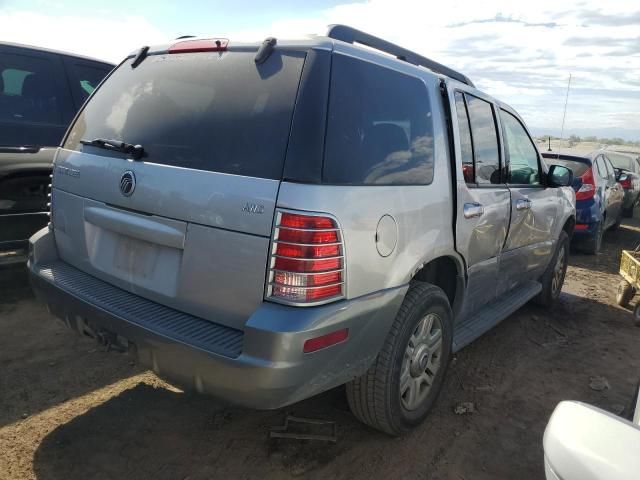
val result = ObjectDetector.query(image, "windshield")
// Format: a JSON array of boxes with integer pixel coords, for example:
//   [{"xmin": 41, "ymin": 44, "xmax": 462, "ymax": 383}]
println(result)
[{"xmin": 64, "ymin": 50, "xmax": 305, "ymax": 179}]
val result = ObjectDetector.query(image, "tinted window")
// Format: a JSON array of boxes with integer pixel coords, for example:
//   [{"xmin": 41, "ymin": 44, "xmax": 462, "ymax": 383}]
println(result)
[
  {"xmin": 595, "ymin": 156, "xmax": 607, "ymax": 179},
  {"xmin": 65, "ymin": 51, "xmax": 304, "ymax": 179},
  {"xmin": 67, "ymin": 62, "xmax": 111, "ymax": 102},
  {"xmin": 604, "ymin": 157, "xmax": 616, "ymax": 179},
  {"xmin": 465, "ymin": 94, "xmax": 500, "ymax": 184},
  {"xmin": 501, "ymin": 110, "xmax": 540, "ymax": 185},
  {"xmin": 0, "ymin": 52, "xmax": 64, "ymax": 127},
  {"xmin": 454, "ymin": 91, "xmax": 474, "ymax": 183},
  {"xmin": 323, "ymin": 54, "xmax": 434, "ymax": 185}
]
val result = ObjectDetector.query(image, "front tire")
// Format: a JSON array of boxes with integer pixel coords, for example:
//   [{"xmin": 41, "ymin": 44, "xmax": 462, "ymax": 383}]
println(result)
[
  {"xmin": 346, "ymin": 283, "xmax": 453, "ymax": 436},
  {"xmin": 536, "ymin": 231, "xmax": 569, "ymax": 307}
]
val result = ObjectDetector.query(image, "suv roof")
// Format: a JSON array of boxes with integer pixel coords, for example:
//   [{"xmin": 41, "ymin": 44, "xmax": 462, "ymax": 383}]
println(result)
[
  {"xmin": 127, "ymin": 25, "xmax": 474, "ymax": 86},
  {"xmin": 124, "ymin": 25, "xmax": 534, "ymax": 125},
  {"xmin": 0, "ymin": 41, "xmax": 113, "ymax": 66}
]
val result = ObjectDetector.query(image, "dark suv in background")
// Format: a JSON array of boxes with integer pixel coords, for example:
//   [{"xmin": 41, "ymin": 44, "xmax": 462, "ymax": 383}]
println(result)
[{"xmin": 0, "ymin": 43, "xmax": 113, "ymax": 258}]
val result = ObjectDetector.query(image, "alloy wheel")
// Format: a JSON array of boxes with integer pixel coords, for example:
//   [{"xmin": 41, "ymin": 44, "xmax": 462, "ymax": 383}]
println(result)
[{"xmin": 400, "ymin": 313, "xmax": 443, "ymax": 411}]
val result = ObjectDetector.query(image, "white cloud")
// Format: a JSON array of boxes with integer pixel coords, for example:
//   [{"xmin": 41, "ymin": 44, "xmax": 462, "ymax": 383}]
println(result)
[
  {"xmin": 224, "ymin": 0, "xmax": 640, "ymax": 134},
  {"xmin": 2, "ymin": 1, "xmax": 639, "ymax": 136},
  {"xmin": 0, "ymin": 11, "xmax": 168, "ymax": 63}
]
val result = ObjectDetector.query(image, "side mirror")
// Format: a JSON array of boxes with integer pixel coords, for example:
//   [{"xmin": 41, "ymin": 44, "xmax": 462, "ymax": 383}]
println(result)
[
  {"xmin": 547, "ymin": 164, "xmax": 574, "ymax": 188},
  {"xmin": 619, "ymin": 173, "xmax": 629, "ymax": 183}
]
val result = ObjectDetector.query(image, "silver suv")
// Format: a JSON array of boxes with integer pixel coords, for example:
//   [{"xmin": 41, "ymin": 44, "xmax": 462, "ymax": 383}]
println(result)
[{"xmin": 28, "ymin": 26, "xmax": 576, "ymax": 435}]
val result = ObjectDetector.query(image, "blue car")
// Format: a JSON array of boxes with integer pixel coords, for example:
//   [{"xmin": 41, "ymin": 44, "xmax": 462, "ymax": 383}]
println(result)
[{"xmin": 543, "ymin": 151, "xmax": 624, "ymax": 254}]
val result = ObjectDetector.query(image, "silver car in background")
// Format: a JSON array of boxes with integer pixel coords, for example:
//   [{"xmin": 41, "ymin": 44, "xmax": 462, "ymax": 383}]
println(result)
[{"xmin": 28, "ymin": 26, "xmax": 575, "ymax": 435}]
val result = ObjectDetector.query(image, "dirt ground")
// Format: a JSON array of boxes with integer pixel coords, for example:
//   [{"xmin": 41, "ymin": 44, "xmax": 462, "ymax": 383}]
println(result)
[{"xmin": 1, "ymin": 218, "xmax": 640, "ymax": 480}]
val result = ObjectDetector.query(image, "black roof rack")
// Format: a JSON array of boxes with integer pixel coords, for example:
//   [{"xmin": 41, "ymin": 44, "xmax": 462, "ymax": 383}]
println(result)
[{"xmin": 326, "ymin": 24, "xmax": 475, "ymax": 87}]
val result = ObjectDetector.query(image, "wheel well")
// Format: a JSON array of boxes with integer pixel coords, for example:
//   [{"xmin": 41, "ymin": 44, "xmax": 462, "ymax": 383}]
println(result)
[
  {"xmin": 412, "ymin": 256, "xmax": 460, "ymax": 307},
  {"xmin": 562, "ymin": 216, "xmax": 575, "ymax": 238}
]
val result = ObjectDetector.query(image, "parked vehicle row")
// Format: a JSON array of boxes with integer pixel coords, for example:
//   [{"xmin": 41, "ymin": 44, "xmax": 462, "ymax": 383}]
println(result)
[
  {"xmin": 605, "ymin": 151, "xmax": 640, "ymax": 217},
  {"xmin": 543, "ymin": 151, "xmax": 625, "ymax": 254},
  {"xmin": 27, "ymin": 26, "xmax": 575, "ymax": 435},
  {"xmin": 0, "ymin": 42, "xmax": 113, "ymax": 253}
]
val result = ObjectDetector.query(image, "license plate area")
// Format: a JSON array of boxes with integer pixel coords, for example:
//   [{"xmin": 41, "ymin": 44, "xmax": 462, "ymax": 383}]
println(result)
[{"xmin": 114, "ymin": 235, "xmax": 159, "ymax": 279}]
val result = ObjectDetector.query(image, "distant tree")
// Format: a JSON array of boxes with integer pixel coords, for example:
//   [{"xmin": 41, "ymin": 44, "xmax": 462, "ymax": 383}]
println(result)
[
  {"xmin": 569, "ymin": 134, "xmax": 581, "ymax": 142},
  {"xmin": 611, "ymin": 137, "xmax": 625, "ymax": 145},
  {"xmin": 584, "ymin": 136, "xmax": 598, "ymax": 142}
]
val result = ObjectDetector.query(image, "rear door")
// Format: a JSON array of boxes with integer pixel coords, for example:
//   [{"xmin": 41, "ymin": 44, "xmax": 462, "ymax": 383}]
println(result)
[
  {"xmin": 0, "ymin": 46, "xmax": 74, "ymax": 249},
  {"xmin": 52, "ymin": 48, "xmax": 305, "ymax": 329},
  {"xmin": 499, "ymin": 108, "xmax": 559, "ymax": 288},
  {"xmin": 451, "ymin": 89, "xmax": 511, "ymax": 317}
]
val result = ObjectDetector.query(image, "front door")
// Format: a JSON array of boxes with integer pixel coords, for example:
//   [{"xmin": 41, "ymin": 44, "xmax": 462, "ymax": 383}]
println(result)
[
  {"xmin": 451, "ymin": 89, "xmax": 511, "ymax": 319},
  {"xmin": 499, "ymin": 108, "xmax": 559, "ymax": 294}
]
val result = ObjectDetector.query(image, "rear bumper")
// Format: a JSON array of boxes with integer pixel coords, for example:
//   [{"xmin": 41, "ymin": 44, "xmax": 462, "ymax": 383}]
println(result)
[{"xmin": 28, "ymin": 228, "xmax": 407, "ymax": 409}]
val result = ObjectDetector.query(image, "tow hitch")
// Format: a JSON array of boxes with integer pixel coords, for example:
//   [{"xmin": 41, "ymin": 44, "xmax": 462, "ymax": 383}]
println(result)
[
  {"xmin": 80, "ymin": 318, "xmax": 130, "ymax": 353},
  {"xmin": 95, "ymin": 329, "xmax": 129, "ymax": 353}
]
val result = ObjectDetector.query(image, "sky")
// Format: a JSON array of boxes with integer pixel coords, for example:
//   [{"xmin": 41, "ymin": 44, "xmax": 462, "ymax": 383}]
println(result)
[{"xmin": 1, "ymin": 0, "xmax": 639, "ymax": 140}]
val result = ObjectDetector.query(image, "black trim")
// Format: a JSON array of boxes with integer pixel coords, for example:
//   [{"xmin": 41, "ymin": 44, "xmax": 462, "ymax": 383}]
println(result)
[
  {"xmin": 283, "ymin": 49, "xmax": 331, "ymax": 183},
  {"xmin": 326, "ymin": 24, "xmax": 475, "ymax": 87}
]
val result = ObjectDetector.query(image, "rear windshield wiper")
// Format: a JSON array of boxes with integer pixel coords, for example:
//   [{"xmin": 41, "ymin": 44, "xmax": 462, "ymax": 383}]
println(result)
[{"xmin": 80, "ymin": 138, "xmax": 145, "ymax": 160}]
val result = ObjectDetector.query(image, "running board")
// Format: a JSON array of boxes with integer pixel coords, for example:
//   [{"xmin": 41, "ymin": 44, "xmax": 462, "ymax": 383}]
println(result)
[{"xmin": 452, "ymin": 281, "xmax": 542, "ymax": 352}]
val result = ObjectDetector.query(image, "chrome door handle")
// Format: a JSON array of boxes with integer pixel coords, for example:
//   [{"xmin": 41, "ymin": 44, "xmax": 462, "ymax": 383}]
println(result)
[
  {"xmin": 516, "ymin": 198, "xmax": 532, "ymax": 211},
  {"xmin": 463, "ymin": 202, "xmax": 484, "ymax": 219}
]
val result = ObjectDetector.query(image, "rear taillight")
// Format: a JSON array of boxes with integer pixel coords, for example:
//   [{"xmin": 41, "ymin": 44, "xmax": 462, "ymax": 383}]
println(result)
[
  {"xmin": 266, "ymin": 210, "xmax": 345, "ymax": 305},
  {"xmin": 620, "ymin": 176, "xmax": 632, "ymax": 189},
  {"xmin": 168, "ymin": 38, "xmax": 228, "ymax": 54},
  {"xmin": 576, "ymin": 167, "xmax": 596, "ymax": 201}
]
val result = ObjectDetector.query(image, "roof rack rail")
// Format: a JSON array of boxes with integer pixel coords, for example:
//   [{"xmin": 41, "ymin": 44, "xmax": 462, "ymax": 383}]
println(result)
[{"xmin": 326, "ymin": 24, "xmax": 475, "ymax": 88}]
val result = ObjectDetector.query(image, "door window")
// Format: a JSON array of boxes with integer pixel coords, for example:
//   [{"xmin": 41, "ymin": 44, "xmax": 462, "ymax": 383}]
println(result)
[
  {"xmin": 500, "ymin": 110, "xmax": 541, "ymax": 186},
  {"xmin": 465, "ymin": 94, "xmax": 501, "ymax": 185},
  {"xmin": 454, "ymin": 91, "xmax": 475, "ymax": 184},
  {"xmin": 604, "ymin": 157, "xmax": 616, "ymax": 181},
  {"xmin": 66, "ymin": 62, "xmax": 112, "ymax": 103},
  {"xmin": 0, "ymin": 52, "xmax": 64, "ymax": 127},
  {"xmin": 595, "ymin": 156, "xmax": 608, "ymax": 180}
]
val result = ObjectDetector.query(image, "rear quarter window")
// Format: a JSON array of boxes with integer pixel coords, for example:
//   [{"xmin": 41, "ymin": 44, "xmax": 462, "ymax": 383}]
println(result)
[
  {"xmin": 322, "ymin": 54, "xmax": 435, "ymax": 185},
  {"xmin": 64, "ymin": 50, "xmax": 305, "ymax": 179}
]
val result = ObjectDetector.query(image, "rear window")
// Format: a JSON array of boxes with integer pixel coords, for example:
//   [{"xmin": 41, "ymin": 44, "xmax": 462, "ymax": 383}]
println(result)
[
  {"xmin": 64, "ymin": 51, "xmax": 305, "ymax": 179},
  {"xmin": 322, "ymin": 54, "xmax": 434, "ymax": 185},
  {"xmin": 544, "ymin": 158, "xmax": 590, "ymax": 177}
]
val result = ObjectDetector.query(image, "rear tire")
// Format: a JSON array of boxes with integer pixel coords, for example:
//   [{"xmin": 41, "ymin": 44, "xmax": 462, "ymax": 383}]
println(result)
[
  {"xmin": 582, "ymin": 221, "xmax": 603, "ymax": 255},
  {"xmin": 346, "ymin": 283, "xmax": 453, "ymax": 436},
  {"xmin": 536, "ymin": 231, "xmax": 569, "ymax": 307},
  {"xmin": 611, "ymin": 212, "xmax": 622, "ymax": 231},
  {"xmin": 616, "ymin": 280, "xmax": 635, "ymax": 307},
  {"xmin": 634, "ymin": 303, "xmax": 640, "ymax": 327}
]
